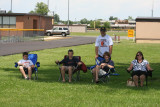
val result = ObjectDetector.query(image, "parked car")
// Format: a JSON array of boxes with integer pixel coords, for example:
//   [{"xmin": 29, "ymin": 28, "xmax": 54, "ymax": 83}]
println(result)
[{"xmin": 46, "ymin": 27, "xmax": 70, "ymax": 36}]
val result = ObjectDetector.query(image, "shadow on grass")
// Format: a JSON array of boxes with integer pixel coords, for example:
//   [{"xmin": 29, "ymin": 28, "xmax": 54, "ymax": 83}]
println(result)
[{"xmin": 1, "ymin": 62, "xmax": 160, "ymax": 91}]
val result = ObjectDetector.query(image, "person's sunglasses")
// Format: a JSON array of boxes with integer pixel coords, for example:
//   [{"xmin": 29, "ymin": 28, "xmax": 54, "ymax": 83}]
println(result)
[{"xmin": 136, "ymin": 54, "xmax": 141, "ymax": 56}]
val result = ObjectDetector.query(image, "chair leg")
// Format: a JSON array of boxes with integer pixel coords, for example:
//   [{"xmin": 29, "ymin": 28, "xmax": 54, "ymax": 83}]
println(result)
[
  {"xmin": 146, "ymin": 76, "xmax": 148, "ymax": 86},
  {"xmin": 76, "ymin": 70, "xmax": 80, "ymax": 81}
]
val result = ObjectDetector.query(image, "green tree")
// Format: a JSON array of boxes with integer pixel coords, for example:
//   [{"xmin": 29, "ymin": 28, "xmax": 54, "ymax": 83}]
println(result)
[
  {"xmin": 109, "ymin": 16, "xmax": 118, "ymax": 20},
  {"xmin": 90, "ymin": 21, "xmax": 101, "ymax": 28},
  {"xmin": 103, "ymin": 22, "xmax": 111, "ymax": 29},
  {"xmin": 29, "ymin": 2, "xmax": 49, "ymax": 15},
  {"xmin": 8, "ymin": 10, "xmax": 12, "ymax": 13},
  {"xmin": 54, "ymin": 14, "xmax": 60, "ymax": 22},
  {"xmin": 80, "ymin": 18, "xmax": 88, "ymax": 24},
  {"xmin": 128, "ymin": 16, "xmax": 133, "ymax": 20}
]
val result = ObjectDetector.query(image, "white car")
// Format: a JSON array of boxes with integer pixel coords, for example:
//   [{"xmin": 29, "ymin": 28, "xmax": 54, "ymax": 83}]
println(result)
[{"xmin": 46, "ymin": 27, "xmax": 70, "ymax": 37}]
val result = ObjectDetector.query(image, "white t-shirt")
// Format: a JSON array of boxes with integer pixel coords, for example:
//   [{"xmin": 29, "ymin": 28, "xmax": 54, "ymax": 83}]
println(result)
[
  {"xmin": 18, "ymin": 59, "xmax": 34, "ymax": 68},
  {"xmin": 95, "ymin": 34, "xmax": 113, "ymax": 57},
  {"xmin": 131, "ymin": 59, "xmax": 149, "ymax": 71}
]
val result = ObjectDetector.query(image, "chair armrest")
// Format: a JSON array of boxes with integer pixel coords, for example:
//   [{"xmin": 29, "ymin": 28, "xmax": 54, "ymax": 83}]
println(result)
[
  {"xmin": 36, "ymin": 62, "xmax": 40, "ymax": 67},
  {"xmin": 15, "ymin": 62, "xmax": 18, "ymax": 68}
]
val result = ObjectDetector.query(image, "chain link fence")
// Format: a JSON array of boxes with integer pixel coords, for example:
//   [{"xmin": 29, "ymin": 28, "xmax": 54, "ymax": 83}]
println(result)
[{"xmin": 0, "ymin": 29, "xmax": 44, "ymax": 43}]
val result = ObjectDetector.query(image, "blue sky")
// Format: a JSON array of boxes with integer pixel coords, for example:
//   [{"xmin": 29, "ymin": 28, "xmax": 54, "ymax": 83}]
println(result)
[{"xmin": 0, "ymin": 0, "xmax": 160, "ymax": 21}]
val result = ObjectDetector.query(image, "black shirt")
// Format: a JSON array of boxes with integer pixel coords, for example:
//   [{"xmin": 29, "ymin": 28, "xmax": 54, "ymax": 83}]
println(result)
[{"xmin": 60, "ymin": 57, "xmax": 80, "ymax": 67}]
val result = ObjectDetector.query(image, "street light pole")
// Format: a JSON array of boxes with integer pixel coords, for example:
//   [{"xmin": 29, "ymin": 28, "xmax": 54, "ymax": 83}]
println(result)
[
  {"xmin": 151, "ymin": 0, "xmax": 154, "ymax": 17},
  {"xmin": 11, "ymin": 0, "xmax": 12, "ymax": 12},
  {"xmin": 68, "ymin": 0, "xmax": 70, "ymax": 28}
]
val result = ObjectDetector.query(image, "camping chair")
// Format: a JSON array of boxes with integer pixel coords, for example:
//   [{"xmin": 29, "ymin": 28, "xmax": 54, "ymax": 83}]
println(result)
[
  {"xmin": 126, "ymin": 69, "xmax": 153, "ymax": 86},
  {"xmin": 88, "ymin": 57, "xmax": 119, "ymax": 83},
  {"xmin": 57, "ymin": 55, "xmax": 81, "ymax": 81},
  {"xmin": 15, "ymin": 54, "xmax": 40, "ymax": 80}
]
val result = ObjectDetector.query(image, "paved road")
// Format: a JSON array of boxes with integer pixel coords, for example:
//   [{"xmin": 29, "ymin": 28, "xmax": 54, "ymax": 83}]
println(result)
[
  {"xmin": 0, "ymin": 36, "xmax": 96, "ymax": 56},
  {"xmin": 0, "ymin": 36, "xmax": 128, "ymax": 56}
]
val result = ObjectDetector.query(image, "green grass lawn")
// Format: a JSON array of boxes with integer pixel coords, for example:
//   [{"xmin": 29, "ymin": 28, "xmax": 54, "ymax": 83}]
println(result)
[
  {"xmin": 0, "ymin": 40, "xmax": 160, "ymax": 107},
  {"xmin": 70, "ymin": 31, "xmax": 130, "ymax": 37}
]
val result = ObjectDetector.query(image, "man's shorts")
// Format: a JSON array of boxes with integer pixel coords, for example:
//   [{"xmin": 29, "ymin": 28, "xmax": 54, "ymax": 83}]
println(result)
[
  {"xmin": 60, "ymin": 66, "xmax": 76, "ymax": 72},
  {"xmin": 131, "ymin": 70, "xmax": 147, "ymax": 77}
]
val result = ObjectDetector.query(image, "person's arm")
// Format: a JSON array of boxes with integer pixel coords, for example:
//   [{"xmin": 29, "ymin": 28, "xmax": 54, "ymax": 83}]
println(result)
[
  {"xmin": 18, "ymin": 60, "xmax": 24, "ymax": 66},
  {"xmin": 109, "ymin": 45, "xmax": 113, "ymax": 55},
  {"xmin": 100, "ymin": 63, "xmax": 114, "ymax": 68},
  {"xmin": 95, "ymin": 37, "xmax": 99, "ymax": 59},
  {"xmin": 127, "ymin": 63, "xmax": 133, "ymax": 72},
  {"xmin": 95, "ymin": 46, "xmax": 99, "ymax": 59},
  {"xmin": 29, "ymin": 60, "xmax": 35, "ymax": 68},
  {"xmin": 146, "ymin": 64, "xmax": 153, "ymax": 71}
]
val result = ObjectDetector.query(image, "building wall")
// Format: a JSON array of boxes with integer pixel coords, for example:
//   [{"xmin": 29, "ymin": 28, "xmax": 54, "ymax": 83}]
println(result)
[
  {"xmin": 53, "ymin": 25, "xmax": 87, "ymax": 33},
  {"xmin": 136, "ymin": 21, "xmax": 160, "ymax": 43}
]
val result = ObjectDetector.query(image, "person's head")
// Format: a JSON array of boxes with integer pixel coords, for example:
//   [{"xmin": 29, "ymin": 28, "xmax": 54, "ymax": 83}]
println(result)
[
  {"xmin": 23, "ymin": 52, "xmax": 28, "ymax": 60},
  {"xmin": 103, "ymin": 52, "xmax": 110, "ymax": 61},
  {"xmin": 100, "ymin": 27, "xmax": 106, "ymax": 37},
  {"xmin": 68, "ymin": 49, "xmax": 74, "ymax": 58},
  {"xmin": 135, "ymin": 51, "xmax": 144, "ymax": 60}
]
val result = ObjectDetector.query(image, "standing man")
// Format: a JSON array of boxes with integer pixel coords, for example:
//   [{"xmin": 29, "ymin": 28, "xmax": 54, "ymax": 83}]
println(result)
[{"xmin": 95, "ymin": 27, "xmax": 113, "ymax": 59}]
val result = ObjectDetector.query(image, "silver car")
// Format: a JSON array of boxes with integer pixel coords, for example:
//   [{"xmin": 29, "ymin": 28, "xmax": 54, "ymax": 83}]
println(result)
[{"xmin": 46, "ymin": 27, "xmax": 70, "ymax": 37}]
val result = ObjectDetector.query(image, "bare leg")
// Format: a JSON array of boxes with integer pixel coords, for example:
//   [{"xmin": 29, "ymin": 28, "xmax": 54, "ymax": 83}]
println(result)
[
  {"xmin": 95, "ymin": 65, "xmax": 100, "ymax": 82},
  {"xmin": 133, "ymin": 75, "xmax": 138, "ymax": 87},
  {"xmin": 19, "ymin": 66, "xmax": 27, "ymax": 79},
  {"xmin": 68, "ymin": 66, "xmax": 73, "ymax": 82},
  {"xmin": 92, "ymin": 68, "xmax": 96, "ymax": 82},
  {"xmin": 28, "ymin": 67, "xmax": 32, "ymax": 80},
  {"xmin": 140, "ymin": 74, "xmax": 145, "ymax": 87},
  {"xmin": 61, "ymin": 66, "xmax": 66, "ymax": 82}
]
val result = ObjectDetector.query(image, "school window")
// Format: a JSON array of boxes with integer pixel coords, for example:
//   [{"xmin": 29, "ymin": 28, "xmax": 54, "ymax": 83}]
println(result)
[{"xmin": 0, "ymin": 16, "xmax": 16, "ymax": 28}]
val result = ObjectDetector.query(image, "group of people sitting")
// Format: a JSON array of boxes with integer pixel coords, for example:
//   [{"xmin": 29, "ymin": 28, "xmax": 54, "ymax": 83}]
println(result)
[{"xmin": 17, "ymin": 27, "xmax": 153, "ymax": 87}]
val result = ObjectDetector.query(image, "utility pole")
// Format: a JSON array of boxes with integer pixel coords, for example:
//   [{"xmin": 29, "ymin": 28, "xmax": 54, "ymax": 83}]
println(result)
[
  {"xmin": 11, "ymin": 0, "xmax": 12, "ymax": 12},
  {"xmin": 151, "ymin": 0, "xmax": 154, "ymax": 17},
  {"xmin": 68, "ymin": 0, "xmax": 70, "ymax": 28}
]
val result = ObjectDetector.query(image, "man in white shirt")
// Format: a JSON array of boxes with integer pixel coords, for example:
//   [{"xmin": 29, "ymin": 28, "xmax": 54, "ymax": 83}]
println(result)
[
  {"xmin": 18, "ymin": 52, "xmax": 34, "ymax": 80},
  {"xmin": 95, "ymin": 27, "xmax": 113, "ymax": 59}
]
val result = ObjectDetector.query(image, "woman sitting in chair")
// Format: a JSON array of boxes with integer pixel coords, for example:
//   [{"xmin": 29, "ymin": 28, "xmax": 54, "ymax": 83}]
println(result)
[
  {"xmin": 127, "ymin": 51, "xmax": 153, "ymax": 87},
  {"xmin": 92, "ymin": 52, "xmax": 114, "ymax": 83}
]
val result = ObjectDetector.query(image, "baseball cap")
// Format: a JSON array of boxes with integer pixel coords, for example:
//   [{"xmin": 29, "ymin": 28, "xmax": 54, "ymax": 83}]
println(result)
[{"xmin": 100, "ymin": 27, "xmax": 106, "ymax": 32}]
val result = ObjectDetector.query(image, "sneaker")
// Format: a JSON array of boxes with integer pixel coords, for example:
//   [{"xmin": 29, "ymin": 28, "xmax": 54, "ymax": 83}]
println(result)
[{"xmin": 24, "ymin": 76, "xmax": 29, "ymax": 80}]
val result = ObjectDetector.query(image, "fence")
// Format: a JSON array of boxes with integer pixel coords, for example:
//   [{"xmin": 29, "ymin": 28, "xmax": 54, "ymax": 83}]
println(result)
[{"xmin": 0, "ymin": 29, "xmax": 44, "ymax": 43}]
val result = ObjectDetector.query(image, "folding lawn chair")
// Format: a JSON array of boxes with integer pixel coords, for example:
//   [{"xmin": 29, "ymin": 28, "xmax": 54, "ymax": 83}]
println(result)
[
  {"xmin": 57, "ymin": 55, "xmax": 81, "ymax": 81},
  {"xmin": 15, "ymin": 54, "xmax": 40, "ymax": 80},
  {"xmin": 88, "ymin": 57, "xmax": 119, "ymax": 83},
  {"xmin": 126, "ymin": 69, "xmax": 153, "ymax": 86}
]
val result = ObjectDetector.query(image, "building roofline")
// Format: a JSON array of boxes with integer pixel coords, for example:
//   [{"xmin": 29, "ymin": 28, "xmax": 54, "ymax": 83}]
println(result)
[
  {"xmin": 136, "ymin": 17, "xmax": 160, "ymax": 22},
  {"xmin": 0, "ymin": 13, "xmax": 53, "ymax": 18}
]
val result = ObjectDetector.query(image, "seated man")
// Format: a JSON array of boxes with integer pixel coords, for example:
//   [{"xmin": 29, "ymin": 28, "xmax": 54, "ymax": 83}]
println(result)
[
  {"xmin": 92, "ymin": 52, "xmax": 114, "ymax": 83},
  {"xmin": 55, "ymin": 49, "xmax": 82, "ymax": 83},
  {"xmin": 18, "ymin": 52, "xmax": 34, "ymax": 80}
]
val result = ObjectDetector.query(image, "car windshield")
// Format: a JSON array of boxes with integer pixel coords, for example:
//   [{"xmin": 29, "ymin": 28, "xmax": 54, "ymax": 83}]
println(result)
[{"xmin": 53, "ymin": 28, "xmax": 58, "ymax": 30}]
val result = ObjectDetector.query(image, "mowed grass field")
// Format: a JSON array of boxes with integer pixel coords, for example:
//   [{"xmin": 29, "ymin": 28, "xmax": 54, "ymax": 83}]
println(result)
[
  {"xmin": 70, "ymin": 30, "xmax": 132, "ymax": 37},
  {"xmin": 0, "ymin": 40, "xmax": 160, "ymax": 107}
]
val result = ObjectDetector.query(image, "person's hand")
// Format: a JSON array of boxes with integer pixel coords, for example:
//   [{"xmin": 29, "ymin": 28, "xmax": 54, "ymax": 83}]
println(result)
[
  {"xmin": 95, "ymin": 55, "xmax": 98, "ymax": 59},
  {"xmin": 78, "ymin": 62, "xmax": 82, "ymax": 66},
  {"xmin": 55, "ymin": 60, "xmax": 59, "ymax": 64}
]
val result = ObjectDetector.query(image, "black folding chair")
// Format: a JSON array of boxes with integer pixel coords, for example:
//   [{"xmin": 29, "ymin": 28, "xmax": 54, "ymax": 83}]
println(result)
[{"xmin": 57, "ymin": 55, "xmax": 81, "ymax": 81}]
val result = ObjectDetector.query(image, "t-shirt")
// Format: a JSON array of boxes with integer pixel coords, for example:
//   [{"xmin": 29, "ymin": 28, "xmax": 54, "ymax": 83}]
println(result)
[
  {"xmin": 60, "ymin": 57, "xmax": 80, "ymax": 67},
  {"xmin": 99, "ymin": 59, "xmax": 114, "ymax": 67},
  {"xmin": 95, "ymin": 34, "xmax": 113, "ymax": 57},
  {"xmin": 131, "ymin": 59, "xmax": 149, "ymax": 71},
  {"xmin": 18, "ymin": 59, "xmax": 34, "ymax": 68}
]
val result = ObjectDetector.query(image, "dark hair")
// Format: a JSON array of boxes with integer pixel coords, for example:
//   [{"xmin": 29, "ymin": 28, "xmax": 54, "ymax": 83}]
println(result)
[
  {"xmin": 100, "ymin": 27, "xmax": 107, "ymax": 32},
  {"xmin": 103, "ymin": 52, "xmax": 110, "ymax": 58},
  {"xmin": 135, "ymin": 51, "xmax": 144, "ymax": 60},
  {"xmin": 68, "ymin": 49, "xmax": 73, "ymax": 54},
  {"xmin": 23, "ymin": 52, "xmax": 28, "ymax": 56}
]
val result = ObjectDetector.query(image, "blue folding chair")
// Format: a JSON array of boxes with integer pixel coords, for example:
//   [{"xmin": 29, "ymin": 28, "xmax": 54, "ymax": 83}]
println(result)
[
  {"xmin": 15, "ymin": 54, "xmax": 40, "ymax": 80},
  {"xmin": 88, "ymin": 57, "xmax": 119, "ymax": 83}
]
